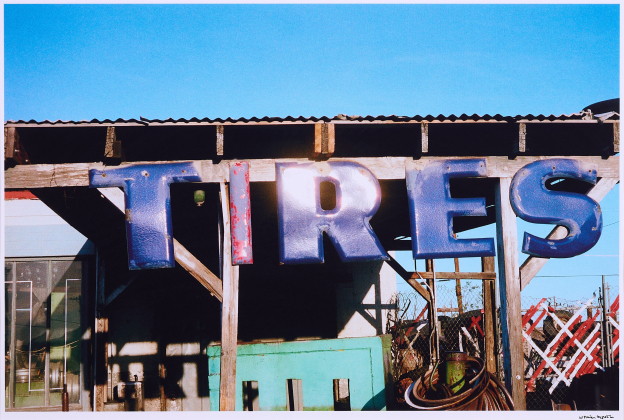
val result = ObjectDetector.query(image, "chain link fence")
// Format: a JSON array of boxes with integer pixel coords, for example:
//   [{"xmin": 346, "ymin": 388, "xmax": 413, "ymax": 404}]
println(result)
[
  {"xmin": 521, "ymin": 276, "xmax": 620, "ymax": 410},
  {"xmin": 387, "ymin": 275, "xmax": 619, "ymax": 410},
  {"xmin": 386, "ymin": 279, "xmax": 489, "ymax": 408}
]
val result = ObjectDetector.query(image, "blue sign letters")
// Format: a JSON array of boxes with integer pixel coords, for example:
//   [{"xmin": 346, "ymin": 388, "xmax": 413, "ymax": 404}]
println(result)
[
  {"xmin": 406, "ymin": 159, "xmax": 495, "ymax": 259},
  {"xmin": 276, "ymin": 161, "xmax": 388, "ymax": 264},
  {"xmin": 510, "ymin": 159, "xmax": 602, "ymax": 258},
  {"xmin": 89, "ymin": 162, "xmax": 201, "ymax": 269}
]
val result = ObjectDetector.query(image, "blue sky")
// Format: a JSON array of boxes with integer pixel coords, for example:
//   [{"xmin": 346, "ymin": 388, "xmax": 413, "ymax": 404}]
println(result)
[
  {"xmin": 3, "ymin": 4, "xmax": 621, "ymax": 308},
  {"xmin": 4, "ymin": 4, "xmax": 620, "ymax": 121}
]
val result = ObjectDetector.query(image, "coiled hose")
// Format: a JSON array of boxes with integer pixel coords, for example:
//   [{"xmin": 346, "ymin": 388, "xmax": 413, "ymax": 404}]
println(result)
[{"xmin": 404, "ymin": 356, "xmax": 514, "ymax": 411}]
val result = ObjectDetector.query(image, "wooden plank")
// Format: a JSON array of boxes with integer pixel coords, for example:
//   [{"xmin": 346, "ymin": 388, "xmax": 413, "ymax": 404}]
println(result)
[
  {"xmin": 614, "ymin": 121, "xmax": 619, "ymax": 153},
  {"xmin": 520, "ymin": 177, "xmax": 620, "ymax": 291},
  {"xmin": 421, "ymin": 122, "xmax": 429, "ymax": 154},
  {"xmin": 4, "ymin": 127, "xmax": 30, "ymax": 164},
  {"xmin": 518, "ymin": 123, "xmax": 526, "ymax": 153},
  {"xmin": 454, "ymin": 256, "xmax": 464, "ymax": 314},
  {"xmin": 5, "ymin": 155, "xmax": 619, "ymax": 188},
  {"xmin": 314, "ymin": 123, "xmax": 335, "ymax": 157},
  {"xmin": 103, "ymin": 127, "xmax": 122, "ymax": 160},
  {"xmin": 219, "ymin": 182, "xmax": 240, "ymax": 411},
  {"xmin": 384, "ymin": 254, "xmax": 431, "ymax": 303},
  {"xmin": 481, "ymin": 256, "xmax": 497, "ymax": 374},
  {"xmin": 173, "ymin": 239, "xmax": 224, "ymax": 301},
  {"xmin": 97, "ymin": 187, "xmax": 224, "ymax": 301},
  {"xmin": 216, "ymin": 125, "xmax": 224, "ymax": 156},
  {"xmin": 411, "ymin": 271, "xmax": 496, "ymax": 280},
  {"xmin": 495, "ymin": 177, "xmax": 526, "ymax": 410}
]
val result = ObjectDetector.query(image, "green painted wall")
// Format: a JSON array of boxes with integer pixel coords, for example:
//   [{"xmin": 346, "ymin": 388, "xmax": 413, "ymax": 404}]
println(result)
[{"xmin": 207, "ymin": 335, "xmax": 393, "ymax": 411}]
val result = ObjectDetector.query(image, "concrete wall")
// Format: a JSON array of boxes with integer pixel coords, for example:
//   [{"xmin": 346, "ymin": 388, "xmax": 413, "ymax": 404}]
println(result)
[{"xmin": 335, "ymin": 252, "xmax": 397, "ymax": 338}]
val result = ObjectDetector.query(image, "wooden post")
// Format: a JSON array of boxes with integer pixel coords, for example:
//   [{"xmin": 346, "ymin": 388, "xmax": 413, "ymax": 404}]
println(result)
[
  {"xmin": 219, "ymin": 182, "xmax": 240, "ymax": 411},
  {"xmin": 93, "ymin": 249, "xmax": 108, "ymax": 411},
  {"xmin": 216, "ymin": 125, "xmax": 224, "ymax": 156},
  {"xmin": 453, "ymin": 234, "xmax": 463, "ymax": 315},
  {"xmin": 4, "ymin": 127, "xmax": 30, "ymax": 164},
  {"xmin": 421, "ymin": 122, "xmax": 429, "ymax": 154},
  {"xmin": 314, "ymin": 123, "xmax": 335, "ymax": 157},
  {"xmin": 425, "ymin": 259, "xmax": 438, "ymax": 363},
  {"xmin": 518, "ymin": 123, "xmax": 526, "ymax": 153},
  {"xmin": 495, "ymin": 178, "xmax": 526, "ymax": 410},
  {"xmin": 481, "ymin": 256, "xmax": 497, "ymax": 374}
]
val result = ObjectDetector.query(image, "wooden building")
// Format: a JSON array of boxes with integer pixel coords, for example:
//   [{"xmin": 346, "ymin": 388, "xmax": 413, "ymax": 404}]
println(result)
[{"xmin": 3, "ymin": 102, "xmax": 620, "ymax": 411}]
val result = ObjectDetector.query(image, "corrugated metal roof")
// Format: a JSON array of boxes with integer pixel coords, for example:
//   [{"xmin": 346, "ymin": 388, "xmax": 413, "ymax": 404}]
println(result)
[{"xmin": 4, "ymin": 112, "xmax": 619, "ymax": 126}]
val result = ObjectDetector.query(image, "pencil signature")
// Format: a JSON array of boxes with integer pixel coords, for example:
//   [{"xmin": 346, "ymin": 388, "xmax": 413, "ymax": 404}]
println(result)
[{"xmin": 579, "ymin": 416, "xmax": 614, "ymax": 419}]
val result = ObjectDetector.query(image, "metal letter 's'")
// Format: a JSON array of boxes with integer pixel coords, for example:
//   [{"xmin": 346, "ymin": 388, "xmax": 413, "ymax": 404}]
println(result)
[
  {"xmin": 406, "ymin": 159, "xmax": 495, "ymax": 259},
  {"xmin": 229, "ymin": 162, "xmax": 253, "ymax": 265},
  {"xmin": 510, "ymin": 159, "xmax": 602, "ymax": 258},
  {"xmin": 89, "ymin": 162, "xmax": 201, "ymax": 269},
  {"xmin": 277, "ymin": 161, "xmax": 388, "ymax": 264}
]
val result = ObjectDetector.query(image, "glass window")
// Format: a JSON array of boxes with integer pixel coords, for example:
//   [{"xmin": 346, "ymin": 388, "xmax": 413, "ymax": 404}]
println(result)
[{"xmin": 5, "ymin": 259, "xmax": 83, "ymax": 409}]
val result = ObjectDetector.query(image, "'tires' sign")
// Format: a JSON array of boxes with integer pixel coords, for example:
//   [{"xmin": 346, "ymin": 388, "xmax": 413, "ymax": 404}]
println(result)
[{"xmin": 89, "ymin": 158, "xmax": 602, "ymax": 270}]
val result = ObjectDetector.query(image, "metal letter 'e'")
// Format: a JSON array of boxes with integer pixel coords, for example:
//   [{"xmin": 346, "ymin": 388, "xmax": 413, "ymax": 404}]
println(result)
[
  {"xmin": 510, "ymin": 158, "xmax": 602, "ymax": 258},
  {"xmin": 277, "ymin": 161, "xmax": 388, "ymax": 264},
  {"xmin": 89, "ymin": 162, "xmax": 201, "ymax": 269},
  {"xmin": 406, "ymin": 158, "xmax": 495, "ymax": 259}
]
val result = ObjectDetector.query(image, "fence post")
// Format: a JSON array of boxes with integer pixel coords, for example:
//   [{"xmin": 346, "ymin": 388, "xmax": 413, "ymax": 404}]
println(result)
[{"xmin": 481, "ymin": 256, "xmax": 498, "ymax": 375}]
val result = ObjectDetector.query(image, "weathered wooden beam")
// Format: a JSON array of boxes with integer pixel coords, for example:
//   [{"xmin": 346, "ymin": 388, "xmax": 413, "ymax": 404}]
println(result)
[
  {"xmin": 421, "ymin": 122, "xmax": 429, "ymax": 154},
  {"xmin": 5, "ymin": 155, "xmax": 619, "ymax": 188},
  {"xmin": 518, "ymin": 123, "xmax": 526, "ymax": 153},
  {"xmin": 216, "ymin": 125, "xmax": 224, "ymax": 156},
  {"xmin": 481, "ymin": 256, "xmax": 497, "ymax": 374},
  {"xmin": 103, "ymin": 126, "xmax": 122, "ymax": 161},
  {"xmin": 411, "ymin": 271, "xmax": 497, "ymax": 280},
  {"xmin": 495, "ymin": 177, "xmax": 525, "ymax": 410},
  {"xmin": 519, "ymin": 177, "xmax": 619, "ymax": 291},
  {"xmin": 454, "ymin": 255, "xmax": 464, "ymax": 315},
  {"xmin": 97, "ymin": 187, "xmax": 224, "ymax": 301},
  {"xmin": 614, "ymin": 121, "xmax": 619, "ymax": 153},
  {"xmin": 219, "ymin": 182, "xmax": 240, "ymax": 411},
  {"xmin": 4, "ymin": 127, "xmax": 30, "ymax": 164},
  {"xmin": 314, "ymin": 123, "xmax": 335, "ymax": 158},
  {"xmin": 173, "ymin": 239, "xmax": 223, "ymax": 301},
  {"xmin": 384, "ymin": 254, "xmax": 431, "ymax": 303}
]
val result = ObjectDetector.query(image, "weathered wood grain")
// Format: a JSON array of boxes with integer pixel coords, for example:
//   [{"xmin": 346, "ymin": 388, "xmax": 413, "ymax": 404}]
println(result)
[
  {"xmin": 411, "ymin": 271, "xmax": 497, "ymax": 280},
  {"xmin": 5, "ymin": 155, "xmax": 619, "ymax": 188},
  {"xmin": 219, "ymin": 182, "xmax": 240, "ymax": 411},
  {"xmin": 421, "ymin": 122, "xmax": 429, "ymax": 153},
  {"xmin": 384, "ymin": 254, "xmax": 431, "ymax": 303},
  {"xmin": 495, "ymin": 177, "xmax": 526, "ymax": 410},
  {"xmin": 481, "ymin": 256, "xmax": 497, "ymax": 374},
  {"xmin": 216, "ymin": 125, "xmax": 224, "ymax": 156}
]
